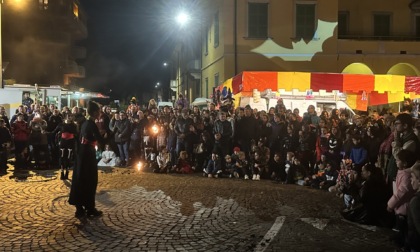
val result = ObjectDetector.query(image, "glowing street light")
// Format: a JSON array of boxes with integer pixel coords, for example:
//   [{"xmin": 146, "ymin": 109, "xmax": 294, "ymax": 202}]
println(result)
[
  {"xmin": 156, "ymin": 82, "xmax": 160, "ymax": 86},
  {"xmin": 175, "ymin": 12, "xmax": 190, "ymax": 27},
  {"xmin": 163, "ymin": 62, "xmax": 168, "ymax": 67}
]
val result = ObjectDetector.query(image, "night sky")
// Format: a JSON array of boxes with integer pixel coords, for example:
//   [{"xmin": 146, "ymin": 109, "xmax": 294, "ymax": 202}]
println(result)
[{"xmin": 79, "ymin": 0, "xmax": 192, "ymax": 100}]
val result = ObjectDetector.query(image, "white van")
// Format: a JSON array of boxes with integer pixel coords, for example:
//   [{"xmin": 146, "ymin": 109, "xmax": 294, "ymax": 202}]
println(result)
[
  {"xmin": 191, "ymin": 97, "xmax": 212, "ymax": 110},
  {"xmin": 157, "ymin": 101, "xmax": 174, "ymax": 110}
]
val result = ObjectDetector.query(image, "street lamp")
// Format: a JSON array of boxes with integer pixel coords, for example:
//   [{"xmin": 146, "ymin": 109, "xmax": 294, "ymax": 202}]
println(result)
[
  {"xmin": 175, "ymin": 12, "xmax": 190, "ymax": 27},
  {"xmin": 163, "ymin": 62, "xmax": 168, "ymax": 67}
]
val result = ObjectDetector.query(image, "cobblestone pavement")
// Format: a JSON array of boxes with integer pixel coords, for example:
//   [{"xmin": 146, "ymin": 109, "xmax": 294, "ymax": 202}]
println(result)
[{"xmin": 0, "ymin": 165, "xmax": 395, "ymax": 252}]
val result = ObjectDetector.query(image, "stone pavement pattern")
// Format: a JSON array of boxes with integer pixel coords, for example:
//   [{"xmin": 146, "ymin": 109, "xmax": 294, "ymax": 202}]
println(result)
[{"xmin": 0, "ymin": 167, "xmax": 395, "ymax": 251}]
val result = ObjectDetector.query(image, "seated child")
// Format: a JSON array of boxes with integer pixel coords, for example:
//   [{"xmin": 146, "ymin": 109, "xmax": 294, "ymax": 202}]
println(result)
[
  {"xmin": 319, "ymin": 162, "xmax": 339, "ymax": 190},
  {"xmin": 204, "ymin": 152, "xmax": 221, "ymax": 178},
  {"xmin": 98, "ymin": 144, "xmax": 119, "ymax": 167},
  {"xmin": 293, "ymin": 157, "xmax": 306, "ymax": 185},
  {"xmin": 251, "ymin": 151, "xmax": 268, "ymax": 181},
  {"xmin": 284, "ymin": 152, "xmax": 296, "ymax": 184},
  {"xmin": 234, "ymin": 151, "xmax": 250, "ymax": 179},
  {"xmin": 172, "ymin": 151, "xmax": 193, "ymax": 174},
  {"xmin": 223, "ymin": 155, "xmax": 236, "ymax": 178},
  {"xmin": 269, "ymin": 152, "xmax": 285, "ymax": 182},
  {"xmin": 154, "ymin": 146, "xmax": 171, "ymax": 173}
]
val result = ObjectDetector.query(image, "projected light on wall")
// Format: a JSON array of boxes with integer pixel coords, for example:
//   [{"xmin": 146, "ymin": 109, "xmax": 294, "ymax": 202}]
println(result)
[{"xmin": 251, "ymin": 20, "xmax": 337, "ymax": 62}]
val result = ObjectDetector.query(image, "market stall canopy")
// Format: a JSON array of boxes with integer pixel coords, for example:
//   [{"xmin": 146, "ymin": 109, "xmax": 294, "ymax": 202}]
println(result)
[{"xmin": 217, "ymin": 71, "xmax": 420, "ymax": 111}]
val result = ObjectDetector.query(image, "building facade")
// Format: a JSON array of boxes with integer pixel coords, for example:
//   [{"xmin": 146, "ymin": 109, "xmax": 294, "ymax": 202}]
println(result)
[
  {"xmin": 200, "ymin": 0, "xmax": 420, "ymax": 97},
  {"xmin": 2, "ymin": 0, "xmax": 87, "ymax": 86}
]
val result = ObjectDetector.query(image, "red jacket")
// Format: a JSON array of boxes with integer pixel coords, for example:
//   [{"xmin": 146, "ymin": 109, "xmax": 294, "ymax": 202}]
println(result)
[{"xmin": 11, "ymin": 121, "xmax": 30, "ymax": 142}]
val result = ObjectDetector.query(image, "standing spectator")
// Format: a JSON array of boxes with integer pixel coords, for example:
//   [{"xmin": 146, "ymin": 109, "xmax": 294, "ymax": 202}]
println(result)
[
  {"xmin": 11, "ymin": 113, "xmax": 30, "ymax": 169},
  {"xmin": 270, "ymin": 113, "xmax": 287, "ymax": 153},
  {"xmin": 386, "ymin": 114, "xmax": 420, "ymax": 189},
  {"xmin": 0, "ymin": 106, "xmax": 10, "ymax": 129},
  {"xmin": 406, "ymin": 162, "xmax": 420, "ymax": 251},
  {"xmin": 29, "ymin": 113, "xmax": 49, "ymax": 169},
  {"xmin": 95, "ymin": 107, "xmax": 111, "ymax": 151},
  {"xmin": 174, "ymin": 109, "xmax": 194, "ymax": 158},
  {"xmin": 302, "ymin": 105, "xmax": 320, "ymax": 126},
  {"xmin": 129, "ymin": 111, "xmax": 147, "ymax": 162},
  {"xmin": 387, "ymin": 150, "xmax": 417, "ymax": 249},
  {"xmin": 235, "ymin": 105, "xmax": 257, "ymax": 158},
  {"xmin": 10, "ymin": 105, "xmax": 29, "ymax": 124},
  {"xmin": 47, "ymin": 109, "xmax": 62, "ymax": 165},
  {"xmin": 22, "ymin": 92, "xmax": 34, "ymax": 109},
  {"xmin": 113, "ymin": 111, "xmax": 131, "ymax": 167},
  {"xmin": 366, "ymin": 126, "xmax": 382, "ymax": 165},
  {"xmin": 69, "ymin": 101, "xmax": 103, "ymax": 218},
  {"xmin": 378, "ymin": 117, "xmax": 396, "ymax": 175},
  {"xmin": 213, "ymin": 112, "xmax": 233, "ymax": 161},
  {"xmin": 0, "ymin": 119, "xmax": 12, "ymax": 173}
]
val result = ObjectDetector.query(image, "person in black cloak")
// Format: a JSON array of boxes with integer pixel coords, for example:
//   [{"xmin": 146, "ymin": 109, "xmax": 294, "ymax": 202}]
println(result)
[{"xmin": 69, "ymin": 101, "xmax": 103, "ymax": 218}]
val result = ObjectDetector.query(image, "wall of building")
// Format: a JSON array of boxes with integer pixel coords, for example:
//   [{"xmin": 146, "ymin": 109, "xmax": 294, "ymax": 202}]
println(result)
[{"xmin": 199, "ymin": 0, "xmax": 420, "ymax": 95}]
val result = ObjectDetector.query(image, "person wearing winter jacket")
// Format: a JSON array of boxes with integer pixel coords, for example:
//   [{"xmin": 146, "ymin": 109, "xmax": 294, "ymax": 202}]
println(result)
[
  {"xmin": 112, "ymin": 111, "xmax": 131, "ymax": 166},
  {"xmin": 11, "ymin": 113, "xmax": 30, "ymax": 169}
]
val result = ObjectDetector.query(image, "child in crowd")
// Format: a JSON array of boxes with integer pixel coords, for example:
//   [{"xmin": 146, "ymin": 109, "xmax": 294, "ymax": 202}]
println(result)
[
  {"xmin": 293, "ymin": 157, "xmax": 306, "ymax": 185},
  {"xmin": 406, "ymin": 162, "xmax": 420, "ymax": 251},
  {"xmin": 204, "ymin": 152, "xmax": 221, "ymax": 178},
  {"xmin": 98, "ymin": 144, "xmax": 119, "ymax": 167},
  {"xmin": 269, "ymin": 152, "xmax": 286, "ymax": 182},
  {"xmin": 231, "ymin": 147, "xmax": 241, "ymax": 162},
  {"xmin": 251, "ymin": 151, "xmax": 268, "ymax": 181},
  {"xmin": 308, "ymin": 156, "xmax": 327, "ymax": 188},
  {"xmin": 223, "ymin": 155, "xmax": 236, "ymax": 178},
  {"xmin": 387, "ymin": 149, "xmax": 417, "ymax": 249},
  {"xmin": 172, "ymin": 151, "xmax": 193, "ymax": 174},
  {"xmin": 284, "ymin": 152, "xmax": 296, "ymax": 184},
  {"xmin": 234, "ymin": 151, "xmax": 250, "ymax": 179},
  {"xmin": 155, "ymin": 146, "xmax": 171, "ymax": 173},
  {"xmin": 349, "ymin": 135, "xmax": 367, "ymax": 172},
  {"xmin": 315, "ymin": 162, "xmax": 338, "ymax": 190}
]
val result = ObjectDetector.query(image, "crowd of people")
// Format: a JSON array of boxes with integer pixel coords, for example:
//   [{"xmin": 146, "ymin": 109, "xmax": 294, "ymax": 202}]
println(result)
[{"xmin": 0, "ymin": 94, "xmax": 420, "ymax": 251}]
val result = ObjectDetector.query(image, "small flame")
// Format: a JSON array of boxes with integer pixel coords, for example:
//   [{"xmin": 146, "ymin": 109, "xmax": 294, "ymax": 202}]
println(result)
[
  {"xmin": 137, "ymin": 161, "xmax": 143, "ymax": 171},
  {"xmin": 95, "ymin": 145, "xmax": 98, "ymax": 151},
  {"xmin": 151, "ymin": 124, "xmax": 159, "ymax": 134}
]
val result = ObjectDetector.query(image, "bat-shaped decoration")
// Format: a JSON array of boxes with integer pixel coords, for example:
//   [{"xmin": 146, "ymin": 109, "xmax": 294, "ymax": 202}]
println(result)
[{"xmin": 250, "ymin": 20, "xmax": 337, "ymax": 61}]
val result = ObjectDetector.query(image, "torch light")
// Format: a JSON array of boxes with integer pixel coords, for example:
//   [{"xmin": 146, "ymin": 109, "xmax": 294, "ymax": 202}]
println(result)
[
  {"xmin": 151, "ymin": 124, "xmax": 159, "ymax": 135},
  {"xmin": 137, "ymin": 161, "xmax": 143, "ymax": 171}
]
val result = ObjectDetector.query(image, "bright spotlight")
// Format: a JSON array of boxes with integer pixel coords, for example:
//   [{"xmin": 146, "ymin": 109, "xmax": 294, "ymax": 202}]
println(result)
[{"xmin": 176, "ymin": 12, "xmax": 190, "ymax": 26}]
